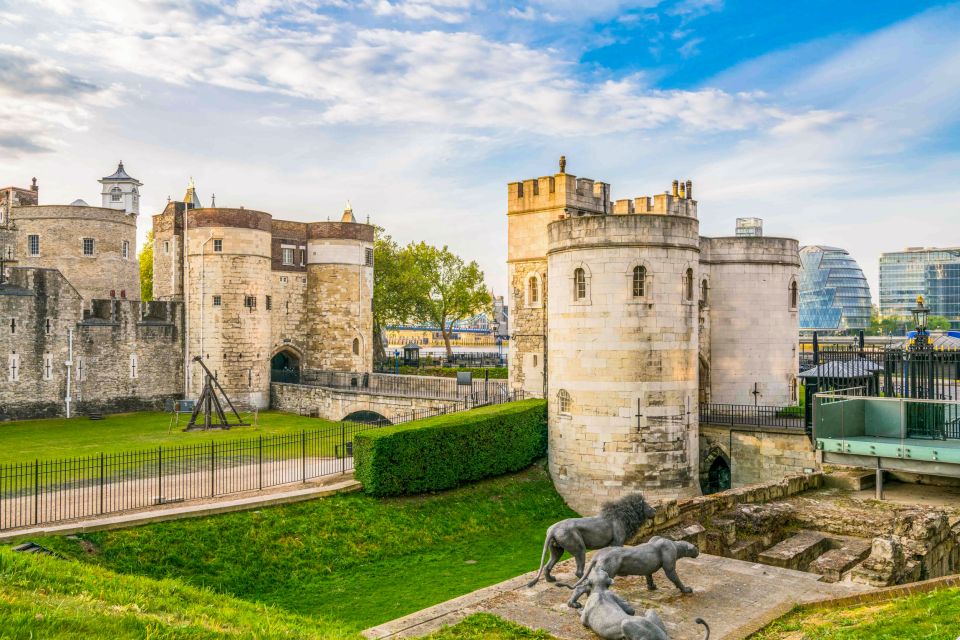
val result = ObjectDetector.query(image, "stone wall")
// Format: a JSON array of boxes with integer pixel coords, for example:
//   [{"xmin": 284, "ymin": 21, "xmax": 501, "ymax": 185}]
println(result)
[
  {"xmin": 700, "ymin": 423, "xmax": 817, "ymax": 488},
  {"xmin": 700, "ymin": 237, "xmax": 800, "ymax": 405},
  {"xmin": 0, "ymin": 267, "xmax": 182, "ymax": 419},
  {"xmin": 11, "ymin": 205, "xmax": 140, "ymax": 302},
  {"xmin": 270, "ymin": 382, "xmax": 455, "ymax": 422}
]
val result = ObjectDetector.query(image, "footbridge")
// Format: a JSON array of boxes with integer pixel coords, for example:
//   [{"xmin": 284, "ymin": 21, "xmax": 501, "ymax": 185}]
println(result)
[{"xmin": 270, "ymin": 370, "xmax": 512, "ymax": 423}]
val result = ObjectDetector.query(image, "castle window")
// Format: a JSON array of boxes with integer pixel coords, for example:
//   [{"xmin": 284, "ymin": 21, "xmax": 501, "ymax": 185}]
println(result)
[
  {"xmin": 557, "ymin": 389, "xmax": 571, "ymax": 414},
  {"xmin": 164, "ymin": 241, "xmax": 170, "ymax": 254},
  {"xmin": 76, "ymin": 357, "xmax": 84, "ymax": 382},
  {"xmin": 111, "ymin": 187, "xmax": 122, "ymax": 202},
  {"xmin": 213, "ymin": 239, "xmax": 223, "ymax": 253},
  {"xmin": 352, "ymin": 338, "xmax": 360, "ymax": 355},
  {"xmin": 43, "ymin": 353, "xmax": 53, "ymax": 381},
  {"xmin": 9, "ymin": 318, "xmax": 15, "ymax": 334},
  {"xmin": 282, "ymin": 248, "xmax": 294, "ymax": 265},
  {"xmin": 212, "ymin": 295, "xmax": 222, "ymax": 307},
  {"xmin": 279, "ymin": 276, "xmax": 288, "ymax": 284},
  {"xmin": 789, "ymin": 280, "xmax": 798, "ymax": 310},
  {"xmin": 83, "ymin": 238, "xmax": 95, "ymax": 256},
  {"xmin": 244, "ymin": 295, "xmax": 257, "ymax": 310},
  {"xmin": 122, "ymin": 240, "xmax": 130, "ymax": 259},
  {"xmin": 685, "ymin": 268, "xmax": 694, "ymax": 301},
  {"xmin": 632, "ymin": 266, "xmax": 646, "ymax": 298},
  {"xmin": 574, "ymin": 268, "xmax": 586, "ymax": 301},
  {"xmin": 365, "ymin": 247, "xmax": 374, "ymax": 267},
  {"xmin": 700, "ymin": 279, "xmax": 709, "ymax": 306},
  {"xmin": 528, "ymin": 275, "xmax": 539, "ymax": 305},
  {"xmin": 8, "ymin": 353, "xmax": 20, "ymax": 382},
  {"xmin": 28, "ymin": 234, "xmax": 39, "ymax": 256},
  {"xmin": 45, "ymin": 318, "xmax": 51, "ymax": 335},
  {"xmin": 266, "ymin": 295, "xmax": 272, "ymax": 310},
  {"xmin": 129, "ymin": 353, "xmax": 138, "ymax": 380}
]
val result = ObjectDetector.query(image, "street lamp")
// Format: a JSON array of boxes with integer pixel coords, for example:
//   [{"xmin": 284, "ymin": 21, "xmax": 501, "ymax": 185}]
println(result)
[
  {"xmin": 912, "ymin": 295, "xmax": 930, "ymax": 350},
  {"xmin": 491, "ymin": 320, "xmax": 502, "ymax": 360}
]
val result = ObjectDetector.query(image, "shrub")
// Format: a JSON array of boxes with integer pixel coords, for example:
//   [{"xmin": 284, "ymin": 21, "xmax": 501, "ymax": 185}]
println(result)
[{"xmin": 354, "ymin": 399, "xmax": 546, "ymax": 496}]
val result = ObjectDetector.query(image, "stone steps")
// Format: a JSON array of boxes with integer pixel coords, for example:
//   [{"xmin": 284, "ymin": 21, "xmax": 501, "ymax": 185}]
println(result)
[
  {"xmin": 758, "ymin": 530, "xmax": 830, "ymax": 572},
  {"xmin": 808, "ymin": 539, "xmax": 872, "ymax": 583}
]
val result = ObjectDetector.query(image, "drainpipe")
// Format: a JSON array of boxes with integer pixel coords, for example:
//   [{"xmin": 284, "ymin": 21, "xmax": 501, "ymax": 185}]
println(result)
[{"xmin": 64, "ymin": 328, "xmax": 74, "ymax": 418}]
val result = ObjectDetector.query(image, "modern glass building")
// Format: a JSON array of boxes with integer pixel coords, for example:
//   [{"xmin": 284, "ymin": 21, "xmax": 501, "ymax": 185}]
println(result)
[
  {"xmin": 798, "ymin": 245, "xmax": 872, "ymax": 330},
  {"xmin": 880, "ymin": 247, "xmax": 960, "ymax": 328}
]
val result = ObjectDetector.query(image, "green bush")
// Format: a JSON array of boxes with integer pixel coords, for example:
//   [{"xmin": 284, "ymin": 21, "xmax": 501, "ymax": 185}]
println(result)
[{"xmin": 354, "ymin": 399, "xmax": 547, "ymax": 496}]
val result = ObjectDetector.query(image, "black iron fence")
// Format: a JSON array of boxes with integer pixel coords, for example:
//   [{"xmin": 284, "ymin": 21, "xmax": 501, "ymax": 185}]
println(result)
[
  {"xmin": 0, "ymin": 391, "xmax": 526, "ymax": 532},
  {"xmin": 300, "ymin": 369, "xmax": 510, "ymax": 402},
  {"xmin": 698, "ymin": 403, "xmax": 805, "ymax": 429}
]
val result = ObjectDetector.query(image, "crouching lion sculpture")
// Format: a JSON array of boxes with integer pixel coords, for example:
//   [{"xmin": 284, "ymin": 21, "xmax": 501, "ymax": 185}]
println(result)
[
  {"xmin": 527, "ymin": 493, "xmax": 656, "ymax": 587},
  {"xmin": 566, "ymin": 536, "xmax": 700, "ymax": 608},
  {"xmin": 579, "ymin": 569, "xmax": 709, "ymax": 640}
]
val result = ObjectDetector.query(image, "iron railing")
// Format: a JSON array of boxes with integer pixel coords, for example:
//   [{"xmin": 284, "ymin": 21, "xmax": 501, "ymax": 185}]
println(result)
[
  {"xmin": 0, "ymin": 391, "xmax": 526, "ymax": 532},
  {"xmin": 698, "ymin": 403, "xmax": 805, "ymax": 429},
  {"xmin": 299, "ymin": 369, "xmax": 510, "ymax": 402}
]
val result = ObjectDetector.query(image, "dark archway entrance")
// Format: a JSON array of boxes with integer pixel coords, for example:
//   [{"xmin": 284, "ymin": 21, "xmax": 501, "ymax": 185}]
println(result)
[
  {"xmin": 343, "ymin": 410, "xmax": 392, "ymax": 426},
  {"xmin": 704, "ymin": 456, "xmax": 731, "ymax": 495},
  {"xmin": 271, "ymin": 350, "xmax": 301, "ymax": 383}
]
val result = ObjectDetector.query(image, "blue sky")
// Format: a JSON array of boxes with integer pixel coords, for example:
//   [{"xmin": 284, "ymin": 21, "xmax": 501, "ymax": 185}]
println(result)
[{"xmin": 1, "ymin": 0, "xmax": 958, "ymax": 300}]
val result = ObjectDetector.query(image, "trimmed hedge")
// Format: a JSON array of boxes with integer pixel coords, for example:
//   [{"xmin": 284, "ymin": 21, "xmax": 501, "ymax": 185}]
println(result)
[{"xmin": 353, "ymin": 399, "xmax": 547, "ymax": 496}]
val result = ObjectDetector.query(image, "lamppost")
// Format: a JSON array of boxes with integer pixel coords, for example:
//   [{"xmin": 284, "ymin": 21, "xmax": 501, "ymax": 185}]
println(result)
[
  {"xmin": 911, "ymin": 294, "xmax": 930, "ymax": 351},
  {"xmin": 491, "ymin": 320, "xmax": 502, "ymax": 362}
]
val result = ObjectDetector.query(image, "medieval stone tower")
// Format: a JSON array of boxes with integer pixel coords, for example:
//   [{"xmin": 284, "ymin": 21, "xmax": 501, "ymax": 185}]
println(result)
[
  {"xmin": 153, "ymin": 194, "xmax": 374, "ymax": 409},
  {"xmin": 508, "ymin": 159, "xmax": 799, "ymax": 514}
]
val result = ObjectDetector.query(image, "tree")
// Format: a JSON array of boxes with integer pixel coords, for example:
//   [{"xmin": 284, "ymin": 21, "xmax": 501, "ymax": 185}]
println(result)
[
  {"xmin": 372, "ymin": 229, "xmax": 418, "ymax": 362},
  {"xmin": 928, "ymin": 315, "xmax": 952, "ymax": 331},
  {"xmin": 139, "ymin": 230, "xmax": 154, "ymax": 301},
  {"xmin": 865, "ymin": 306, "xmax": 904, "ymax": 336},
  {"xmin": 408, "ymin": 242, "xmax": 492, "ymax": 359}
]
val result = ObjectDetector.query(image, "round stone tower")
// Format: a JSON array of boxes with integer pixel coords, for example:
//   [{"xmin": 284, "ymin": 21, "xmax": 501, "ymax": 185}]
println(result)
[
  {"xmin": 303, "ymin": 209, "xmax": 374, "ymax": 373},
  {"xmin": 546, "ymin": 209, "xmax": 702, "ymax": 515},
  {"xmin": 185, "ymin": 208, "xmax": 273, "ymax": 408}
]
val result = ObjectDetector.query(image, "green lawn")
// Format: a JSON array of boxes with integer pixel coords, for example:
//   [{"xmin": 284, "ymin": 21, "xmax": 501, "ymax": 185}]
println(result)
[
  {"xmin": 31, "ymin": 463, "xmax": 576, "ymax": 632},
  {"xmin": 423, "ymin": 614, "xmax": 556, "ymax": 639},
  {"xmin": 750, "ymin": 587, "xmax": 960, "ymax": 639},
  {"xmin": 0, "ymin": 546, "xmax": 354, "ymax": 640},
  {"xmin": 0, "ymin": 411, "xmax": 339, "ymax": 466}
]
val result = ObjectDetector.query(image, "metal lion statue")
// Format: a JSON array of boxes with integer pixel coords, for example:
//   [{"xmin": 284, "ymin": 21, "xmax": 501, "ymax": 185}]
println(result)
[{"xmin": 527, "ymin": 493, "xmax": 656, "ymax": 587}]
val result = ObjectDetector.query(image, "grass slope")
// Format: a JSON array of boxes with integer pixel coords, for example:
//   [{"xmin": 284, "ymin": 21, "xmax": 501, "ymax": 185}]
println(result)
[
  {"xmin": 35, "ymin": 463, "xmax": 576, "ymax": 632},
  {"xmin": 423, "ymin": 614, "xmax": 556, "ymax": 639},
  {"xmin": 0, "ymin": 546, "xmax": 355, "ymax": 640},
  {"xmin": 0, "ymin": 411, "xmax": 338, "ymax": 465},
  {"xmin": 751, "ymin": 587, "xmax": 960, "ymax": 639}
]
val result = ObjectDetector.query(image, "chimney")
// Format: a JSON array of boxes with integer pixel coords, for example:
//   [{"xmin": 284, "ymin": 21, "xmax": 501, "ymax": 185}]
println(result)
[
  {"xmin": 31, "ymin": 177, "xmax": 38, "ymax": 192},
  {"xmin": 679, "ymin": 182, "xmax": 686, "ymax": 199},
  {"xmin": 672, "ymin": 180, "xmax": 679, "ymax": 197},
  {"xmin": 686, "ymin": 180, "xmax": 693, "ymax": 199}
]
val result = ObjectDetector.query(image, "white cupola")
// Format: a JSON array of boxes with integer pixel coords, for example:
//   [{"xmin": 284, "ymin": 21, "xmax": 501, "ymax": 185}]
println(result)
[{"xmin": 98, "ymin": 161, "xmax": 143, "ymax": 215}]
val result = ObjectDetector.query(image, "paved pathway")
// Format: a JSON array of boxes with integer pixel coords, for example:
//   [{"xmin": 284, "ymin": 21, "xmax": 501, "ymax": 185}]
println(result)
[
  {"xmin": 1, "ymin": 454, "xmax": 350, "ymax": 531},
  {"xmin": 363, "ymin": 554, "xmax": 873, "ymax": 640},
  {"xmin": 0, "ymin": 475, "xmax": 360, "ymax": 542}
]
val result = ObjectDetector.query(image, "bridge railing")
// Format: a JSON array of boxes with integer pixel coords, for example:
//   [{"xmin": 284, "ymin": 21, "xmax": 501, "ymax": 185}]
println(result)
[
  {"xmin": 698, "ymin": 403, "xmax": 805, "ymax": 430},
  {"xmin": 299, "ymin": 369, "xmax": 510, "ymax": 402}
]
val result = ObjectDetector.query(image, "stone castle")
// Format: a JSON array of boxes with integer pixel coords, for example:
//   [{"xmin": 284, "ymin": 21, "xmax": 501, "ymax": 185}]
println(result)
[
  {"xmin": 507, "ymin": 159, "xmax": 800, "ymax": 513},
  {"xmin": 0, "ymin": 163, "xmax": 373, "ymax": 419}
]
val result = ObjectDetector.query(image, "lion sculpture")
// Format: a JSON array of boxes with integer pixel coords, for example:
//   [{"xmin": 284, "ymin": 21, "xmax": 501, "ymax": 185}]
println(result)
[
  {"xmin": 566, "ymin": 536, "xmax": 699, "ymax": 608},
  {"xmin": 579, "ymin": 569, "xmax": 709, "ymax": 640},
  {"xmin": 527, "ymin": 493, "xmax": 655, "ymax": 587}
]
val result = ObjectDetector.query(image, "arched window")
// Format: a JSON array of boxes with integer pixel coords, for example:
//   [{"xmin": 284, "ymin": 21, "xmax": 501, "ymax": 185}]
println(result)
[
  {"xmin": 632, "ymin": 266, "xmax": 646, "ymax": 298},
  {"xmin": 352, "ymin": 338, "xmax": 360, "ymax": 355},
  {"xmin": 557, "ymin": 389, "xmax": 571, "ymax": 414},
  {"xmin": 789, "ymin": 280, "xmax": 798, "ymax": 310},
  {"xmin": 700, "ymin": 279, "xmax": 708, "ymax": 306},
  {"xmin": 574, "ymin": 268, "xmax": 586, "ymax": 300},
  {"xmin": 685, "ymin": 268, "xmax": 694, "ymax": 301},
  {"xmin": 111, "ymin": 186, "xmax": 122, "ymax": 202},
  {"xmin": 528, "ymin": 275, "xmax": 539, "ymax": 304}
]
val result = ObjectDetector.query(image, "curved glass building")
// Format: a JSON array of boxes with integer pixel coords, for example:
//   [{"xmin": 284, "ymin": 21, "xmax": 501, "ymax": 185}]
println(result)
[{"xmin": 799, "ymin": 245, "xmax": 872, "ymax": 330}]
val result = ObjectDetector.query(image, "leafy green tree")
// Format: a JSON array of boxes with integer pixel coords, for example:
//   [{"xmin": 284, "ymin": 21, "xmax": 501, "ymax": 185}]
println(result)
[
  {"xmin": 139, "ymin": 230, "xmax": 154, "ymax": 302},
  {"xmin": 928, "ymin": 315, "xmax": 952, "ymax": 331},
  {"xmin": 865, "ymin": 306, "xmax": 904, "ymax": 336},
  {"xmin": 372, "ymin": 229, "xmax": 417, "ymax": 362},
  {"xmin": 407, "ymin": 242, "xmax": 492, "ymax": 359}
]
